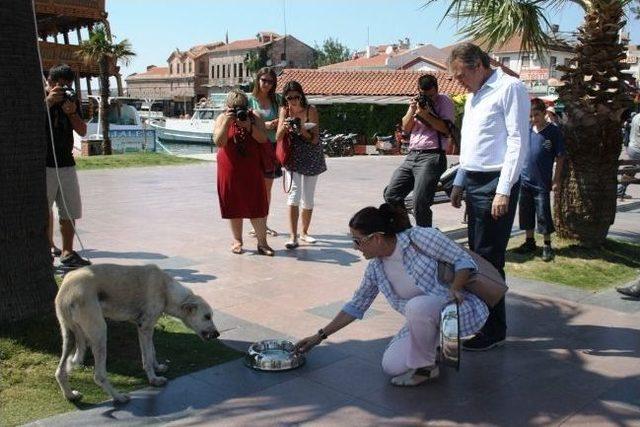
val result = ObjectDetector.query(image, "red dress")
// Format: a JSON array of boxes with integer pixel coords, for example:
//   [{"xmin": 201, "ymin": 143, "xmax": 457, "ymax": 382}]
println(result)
[{"xmin": 217, "ymin": 121, "xmax": 268, "ymax": 219}]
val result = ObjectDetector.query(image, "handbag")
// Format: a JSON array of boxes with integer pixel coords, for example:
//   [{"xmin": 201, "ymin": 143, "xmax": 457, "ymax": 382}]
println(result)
[
  {"xmin": 275, "ymin": 132, "xmax": 292, "ymax": 167},
  {"xmin": 411, "ymin": 238, "xmax": 508, "ymax": 307},
  {"xmin": 259, "ymin": 140, "xmax": 278, "ymax": 174}
]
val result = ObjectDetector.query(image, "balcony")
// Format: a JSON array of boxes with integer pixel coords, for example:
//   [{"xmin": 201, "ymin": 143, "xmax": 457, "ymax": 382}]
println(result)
[
  {"xmin": 35, "ymin": 0, "xmax": 105, "ymax": 37},
  {"xmin": 39, "ymin": 41, "xmax": 117, "ymax": 77}
]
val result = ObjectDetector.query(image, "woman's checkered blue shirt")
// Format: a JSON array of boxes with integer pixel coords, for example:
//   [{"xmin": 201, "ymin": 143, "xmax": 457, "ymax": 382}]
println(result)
[{"xmin": 342, "ymin": 227, "xmax": 489, "ymax": 337}]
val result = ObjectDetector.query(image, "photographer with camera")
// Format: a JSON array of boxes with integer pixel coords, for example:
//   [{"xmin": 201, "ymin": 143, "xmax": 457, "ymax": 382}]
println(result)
[
  {"xmin": 384, "ymin": 74, "xmax": 454, "ymax": 227},
  {"xmin": 214, "ymin": 89, "xmax": 274, "ymax": 256},
  {"xmin": 45, "ymin": 64, "xmax": 90, "ymax": 268},
  {"xmin": 276, "ymin": 80, "xmax": 326, "ymax": 250}
]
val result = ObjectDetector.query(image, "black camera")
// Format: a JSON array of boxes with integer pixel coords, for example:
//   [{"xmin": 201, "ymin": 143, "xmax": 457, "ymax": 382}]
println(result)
[
  {"xmin": 416, "ymin": 93, "xmax": 434, "ymax": 110},
  {"xmin": 285, "ymin": 117, "xmax": 301, "ymax": 133},
  {"xmin": 62, "ymin": 85, "xmax": 77, "ymax": 102},
  {"xmin": 232, "ymin": 107, "xmax": 248, "ymax": 121}
]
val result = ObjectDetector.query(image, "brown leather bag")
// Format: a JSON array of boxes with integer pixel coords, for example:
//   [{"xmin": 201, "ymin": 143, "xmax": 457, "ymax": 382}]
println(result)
[{"xmin": 411, "ymin": 240, "xmax": 508, "ymax": 307}]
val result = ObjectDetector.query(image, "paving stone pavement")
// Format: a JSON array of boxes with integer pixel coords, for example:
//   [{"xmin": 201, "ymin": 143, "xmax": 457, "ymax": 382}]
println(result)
[{"xmin": 35, "ymin": 156, "xmax": 640, "ymax": 426}]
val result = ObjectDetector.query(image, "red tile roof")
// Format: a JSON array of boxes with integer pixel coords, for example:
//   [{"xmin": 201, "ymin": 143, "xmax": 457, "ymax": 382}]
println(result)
[
  {"xmin": 127, "ymin": 66, "xmax": 169, "ymax": 79},
  {"xmin": 276, "ymin": 69, "xmax": 467, "ymax": 96},
  {"xmin": 209, "ymin": 38, "xmax": 269, "ymax": 53},
  {"xmin": 320, "ymin": 54, "xmax": 392, "ymax": 70}
]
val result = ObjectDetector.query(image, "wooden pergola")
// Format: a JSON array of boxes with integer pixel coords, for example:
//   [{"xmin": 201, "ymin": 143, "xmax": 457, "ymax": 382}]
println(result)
[{"xmin": 35, "ymin": 0, "xmax": 121, "ymax": 96}]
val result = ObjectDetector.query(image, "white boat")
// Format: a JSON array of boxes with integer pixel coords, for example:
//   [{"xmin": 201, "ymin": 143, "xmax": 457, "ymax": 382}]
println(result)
[
  {"xmin": 74, "ymin": 97, "xmax": 155, "ymax": 153},
  {"xmin": 150, "ymin": 105, "xmax": 223, "ymax": 145}
]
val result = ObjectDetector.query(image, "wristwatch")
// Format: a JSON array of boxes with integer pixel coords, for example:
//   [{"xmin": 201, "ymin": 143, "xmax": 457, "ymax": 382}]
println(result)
[{"xmin": 317, "ymin": 328, "xmax": 328, "ymax": 340}]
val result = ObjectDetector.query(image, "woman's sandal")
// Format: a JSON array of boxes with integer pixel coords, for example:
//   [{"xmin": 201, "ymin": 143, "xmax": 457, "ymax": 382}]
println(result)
[
  {"xmin": 285, "ymin": 240, "xmax": 299, "ymax": 250},
  {"xmin": 231, "ymin": 243, "xmax": 244, "ymax": 254},
  {"xmin": 390, "ymin": 366, "xmax": 440, "ymax": 386},
  {"xmin": 266, "ymin": 227, "xmax": 278, "ymax": 237},
  {"xmin": 257, "ymin": 245, "xmax": 275, "ymax": 256}
]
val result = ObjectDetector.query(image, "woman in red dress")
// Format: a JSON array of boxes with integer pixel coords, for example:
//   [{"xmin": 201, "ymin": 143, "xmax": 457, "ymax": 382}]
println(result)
[{"xmin": 214, "ymin": 89, "xmax": 274, "ymax": 256}]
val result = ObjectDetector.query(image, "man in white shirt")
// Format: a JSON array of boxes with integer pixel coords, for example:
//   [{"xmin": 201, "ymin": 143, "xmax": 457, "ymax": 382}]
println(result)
[{"xmin": 448, "ymin": 43, "xmax": 530, "ymax": 351}]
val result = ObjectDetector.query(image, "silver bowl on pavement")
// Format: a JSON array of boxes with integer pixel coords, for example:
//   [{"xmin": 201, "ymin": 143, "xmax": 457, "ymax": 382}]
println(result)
[{"xmin": 244, "ymin": 339, "xmax": 305, "ymax": 371}]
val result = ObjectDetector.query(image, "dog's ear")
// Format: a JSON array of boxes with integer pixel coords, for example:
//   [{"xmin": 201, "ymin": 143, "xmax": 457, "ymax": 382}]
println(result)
[{"xmin": 181, "ymin": 302, "xmax": 198, "ymax": 315}]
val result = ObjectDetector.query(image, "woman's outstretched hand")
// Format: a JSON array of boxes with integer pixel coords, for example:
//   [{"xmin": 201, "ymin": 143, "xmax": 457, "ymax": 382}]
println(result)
[{"xmin": 294, "ymin": 334, "xmax": 322, "ymax": 354}]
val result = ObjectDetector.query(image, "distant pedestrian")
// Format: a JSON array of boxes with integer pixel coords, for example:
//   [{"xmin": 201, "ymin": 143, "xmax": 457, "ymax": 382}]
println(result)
[
  {"xmin": 618, "ymin": 111, "xmax": 640, "ymax": 199},
  {"xmin": 448, "ymin": 43, "xmax": 529, "ymax": 351},
  {"xmin": 248, "ymin": 67, "xmax": 280, "ymax": 237},
  {"xmin": 276, "ymin": 81, "xmax": 326, "ymax": 249},
  {"xmin": 45, "ymin": 64, "xmax": 91, "ymax": 268},
  {"xmin": 384, "ymin": 74, "xmax": 454, "ymax": 227},
  {"xmin": 214, "ymin": 89, "xmax": 274, "ymax": 256},
  {"xmin": 515, "ymin": 98, "xmax": 566, "ymax": 262}
]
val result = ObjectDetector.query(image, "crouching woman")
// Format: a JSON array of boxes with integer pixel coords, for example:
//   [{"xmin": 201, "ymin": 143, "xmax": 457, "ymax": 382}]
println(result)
[{"xmin": 294, "ymin": 204, "xmax": 489, "ymax": 386}]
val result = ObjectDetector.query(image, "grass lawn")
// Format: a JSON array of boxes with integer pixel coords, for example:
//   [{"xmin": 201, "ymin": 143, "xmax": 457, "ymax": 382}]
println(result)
[
  {"xmin": 75, "ymin": 152, "xmax": 204, "ymax": 170},
  {"xmin": 0, "ymin": 310, "xmax": 241, "ymax": 426},
  {"xmin": 505, "ymin": 235, "xmax": 640, "ymax": 290}
]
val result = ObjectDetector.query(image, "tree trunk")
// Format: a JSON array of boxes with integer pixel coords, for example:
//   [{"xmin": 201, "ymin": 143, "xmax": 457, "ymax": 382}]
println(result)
[
  {"xmin": 554, "ymin": 0, "xmax": 630, "ymax": 247},
  {"xmin": 0, "ymin": 0, "xmax": 58, "ymax": 322},
  {"xmin": 99, "ymin": 55, "xmax": 111, "ymax": 155}
]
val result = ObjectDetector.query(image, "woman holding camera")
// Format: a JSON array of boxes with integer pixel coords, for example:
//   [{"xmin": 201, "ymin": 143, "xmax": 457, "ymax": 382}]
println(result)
[
  {"xmin": 295, "ymin": 204, "xmax": 489, "ymax": 386},
  {"xmin": 276, "ymin": 80, "xmax": 327, "ymax": 249},
  {"xmin": 248, "ymin": 67, "xmax": 280, "ymax": 237},
  {"xmin": 214, "ymin": 89, "xmax": 274, "ymax": 256}
]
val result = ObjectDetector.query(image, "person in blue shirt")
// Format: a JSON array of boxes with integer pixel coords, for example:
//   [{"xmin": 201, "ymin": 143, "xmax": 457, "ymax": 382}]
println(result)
[{"xmin": 516, "ymin": 98, "xmax": 566, "ymax": 261}]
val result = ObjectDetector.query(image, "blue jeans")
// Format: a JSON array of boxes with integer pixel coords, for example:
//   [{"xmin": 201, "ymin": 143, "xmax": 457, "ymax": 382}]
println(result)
[{"xmin": 465, "ymin": 171, "xmax": 520, "ymax": 339}]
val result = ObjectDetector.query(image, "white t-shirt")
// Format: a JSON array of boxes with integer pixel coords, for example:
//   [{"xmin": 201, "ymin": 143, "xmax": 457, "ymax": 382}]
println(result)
[{"xmin": 382, "ymin": 243, "xmax": 424, "ymax": 300}]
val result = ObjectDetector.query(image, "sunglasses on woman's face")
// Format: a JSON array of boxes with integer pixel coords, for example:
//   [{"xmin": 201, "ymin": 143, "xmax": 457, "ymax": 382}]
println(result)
[
  {"xmin": 285, "ymin": 95, "xmax": 301, "ymax": 101},
  {"xmin": 260, "ymin": 78, "xmax": 275, "ymax": 85},
  {"xmin": 352, "ymin": 232, "xmax": 383, "ymax": 248}
]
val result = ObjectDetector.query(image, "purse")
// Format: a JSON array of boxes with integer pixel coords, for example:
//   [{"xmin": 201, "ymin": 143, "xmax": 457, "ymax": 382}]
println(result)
[
  {"xmin": 259, "ymin": 140, "xmax": 278, "ymax": 174},
  {"xmin": 275, "ymin": 132, "xmax": 292, "ymax": 167},
  {"xmin": 411, "ymin": 238, "xmax": 508, "ymax": 307}
]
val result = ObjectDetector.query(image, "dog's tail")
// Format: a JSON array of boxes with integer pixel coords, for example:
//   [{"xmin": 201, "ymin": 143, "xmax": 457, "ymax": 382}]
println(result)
[{"xmin": 55, "ymin": 300, "xmax": 86, "ymax": 372}]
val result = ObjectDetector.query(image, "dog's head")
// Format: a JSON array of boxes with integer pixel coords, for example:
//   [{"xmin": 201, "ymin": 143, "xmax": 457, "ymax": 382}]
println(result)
[{"xmin": 180, "ymin": 295, "xmax": 220, "ymax": 340}]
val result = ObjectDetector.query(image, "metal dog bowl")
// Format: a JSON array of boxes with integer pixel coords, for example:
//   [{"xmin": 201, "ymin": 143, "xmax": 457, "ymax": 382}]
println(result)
[
  {"xmin": 244, "ymin": 339, "xmax": 305, "ymax": 371},
  {"xmin": 440, "ymin": 301, "xmax": 461, "ymax": 371}
]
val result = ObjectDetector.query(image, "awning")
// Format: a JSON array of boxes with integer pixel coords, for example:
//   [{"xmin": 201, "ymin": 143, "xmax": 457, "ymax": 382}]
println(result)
[{"xmin": 306, "ymin": 95, "xmax": 413, "ymax": 105}]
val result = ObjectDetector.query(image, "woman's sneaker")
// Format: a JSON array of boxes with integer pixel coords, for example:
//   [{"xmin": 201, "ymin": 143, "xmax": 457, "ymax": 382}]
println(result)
[
  {"xmin": 60, "ymin": 251, "xmax": 92, "ymax": 269},
  {"xmin": 391, "ymin": 365, "xmax": 439, "ymax": 386}
]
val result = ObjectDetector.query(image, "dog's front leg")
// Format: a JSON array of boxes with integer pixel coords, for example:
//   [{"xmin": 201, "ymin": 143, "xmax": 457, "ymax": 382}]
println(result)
[{"xmin": 137, "ymin": 325, "xmax": 167, "ymax": 387}]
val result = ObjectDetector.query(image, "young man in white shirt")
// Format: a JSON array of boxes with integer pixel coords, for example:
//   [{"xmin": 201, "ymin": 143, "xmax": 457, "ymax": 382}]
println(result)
[{"xmin": 448, "ymin": 43, "xmax": 530, "ymax": 351}]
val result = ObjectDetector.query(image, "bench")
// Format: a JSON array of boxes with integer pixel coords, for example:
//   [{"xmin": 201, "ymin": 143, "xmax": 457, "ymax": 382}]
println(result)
[{"xmin": 618, "ymin": 159, "xmax": 640, "ymax": 200}]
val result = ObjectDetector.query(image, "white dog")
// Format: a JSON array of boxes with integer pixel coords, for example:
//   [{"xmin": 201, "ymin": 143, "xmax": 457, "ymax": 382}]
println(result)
[{"xmin": 54, "ymin": 264, "xmax": 219, "ymax": 403}]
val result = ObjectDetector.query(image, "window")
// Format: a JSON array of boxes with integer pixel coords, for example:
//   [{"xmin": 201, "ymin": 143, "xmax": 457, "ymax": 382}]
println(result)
[
  {"xmin": 521, "ymin": 55, "xmax": 530, "ymax": 68},
  {"xmin": 564, "ymin": 58, "xmax": 571, "ymax": 66},
  {"xmin": 233, "ymin": 63, "xmax": 237, "ymax": 77},
  {"xmin": 217, "ymin": 64, "xmax": 220, "ymax": 78},
  {"xmin": 238, "ymin": 63, "xmax": 243, "ymax": 77},
  {"xmin": 222, "ymin": 64, "xmax": 226, "ymax": 78},
  {"xmin": 211, "ymin": 65, "xmax": 215, "ymax": 78},
  {"xmin": 501, "ymin": 57, "xmax": 510, "ymax": 67},
  {"xmin": 188, "ymin": 62, "xmax": 192, "ymax": 73},
  {"xmin": 200, "ymin": 62, "xmax": 205, "ymax": 74},
  {"xmin": 550, "ymin": 56, "xmax": 557, "ymax": 68},
  {"xmin": 170, "ymin": 64, "xmax": 173, "ymax": 74}
]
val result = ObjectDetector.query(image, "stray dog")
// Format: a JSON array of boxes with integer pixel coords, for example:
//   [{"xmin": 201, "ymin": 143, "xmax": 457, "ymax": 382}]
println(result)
[{"xmin": 54, "ymin": 264, "xmax": 220, "ymax": 403}]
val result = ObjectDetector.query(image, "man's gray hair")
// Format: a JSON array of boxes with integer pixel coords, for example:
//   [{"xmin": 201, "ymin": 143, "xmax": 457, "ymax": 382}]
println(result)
[{"xmin": 447, "ymin": 43, "xmax": 491, "ymax": 70}]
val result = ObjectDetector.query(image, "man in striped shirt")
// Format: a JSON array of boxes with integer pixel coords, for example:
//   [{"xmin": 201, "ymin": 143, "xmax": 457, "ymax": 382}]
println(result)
[{"xmin": 448, "ymin": 43, "xmax": 530, "ymax": 351}]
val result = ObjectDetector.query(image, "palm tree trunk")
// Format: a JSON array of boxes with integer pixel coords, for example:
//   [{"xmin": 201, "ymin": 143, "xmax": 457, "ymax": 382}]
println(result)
[
  {"xmin": 99, "ymin": 55, "xmax": 111, "ymax": 155},
  {"xmin": 554, "ymin": 0, "xmax": 630, "ymax": 247},
  {"xmin": 0, "ymin": 0, "xmax": 58, "ymax": 322}
]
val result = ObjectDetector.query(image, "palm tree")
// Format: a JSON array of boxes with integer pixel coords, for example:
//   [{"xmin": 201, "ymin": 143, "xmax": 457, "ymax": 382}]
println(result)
[
  {"xmin": 0, "ymin": 0, "xmax": 58, "ymax": 322},
  {"xmin": 77, "ymin": 25, "xmax": 135, "ymax": 155},
  {"xmin": 425, "ymin": 0, "xmax": 633, "ymax": 247}
]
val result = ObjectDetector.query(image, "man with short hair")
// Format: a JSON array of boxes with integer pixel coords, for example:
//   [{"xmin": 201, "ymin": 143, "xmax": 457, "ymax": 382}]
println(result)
[
  {"xmin": 448, "ymin": 43, "xmax": 530, "ymax": 351},
  {"xmin": 384, "ymin": 74, "xmax": 454, "ymax": 227},
  {"xmin": 45, "ymin": 64, "xmax": 91, "ymax": 268}
]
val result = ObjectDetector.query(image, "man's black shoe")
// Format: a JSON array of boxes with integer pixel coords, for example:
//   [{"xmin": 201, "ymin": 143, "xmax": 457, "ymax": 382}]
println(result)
[
  {"xmin": 616, "ymin": 281, "xmax": 640, "ymax": 298},
  {"xmin": 514, "ymin": 239, "xmax": 536, "ymax": 254},
  {"xmin": 541, "ymin": 245, "xmax": 555, "ymax": 262},
  {"xmin": 60, "ymin": 251, "xmax": 92, "ymax": 268},
  {"xmin": 462, "ymin": 333, "xmax": 505, "ymax": 352}
]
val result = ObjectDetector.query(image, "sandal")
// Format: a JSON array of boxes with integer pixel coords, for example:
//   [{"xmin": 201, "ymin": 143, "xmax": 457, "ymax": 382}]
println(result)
[
  {"xmin": 257, "ymin": 245, "xmax": 275, "ymax": 256},
  {"xmin": 285, "ymin": 240, "xmax": 299, "ymax": 250},
  {"xmin": 231, "ymin": 243, "xmax": 244, "ymax": 254},
  {"xmin": 248, "ymin": 229, "xmax": 256, "ymax": 237},
  {"xmin": 266, "ymin": 227, "xmax": 278, "ymax": 237},
  {"xmin": 300, "ymin": 234, "xmax": 317, "ymax": 244}
]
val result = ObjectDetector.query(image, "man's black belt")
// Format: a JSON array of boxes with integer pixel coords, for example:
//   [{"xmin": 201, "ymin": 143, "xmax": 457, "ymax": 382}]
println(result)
[{"xmin": 411, "ymin": 149, "xmax": 445, "ymax": 154}]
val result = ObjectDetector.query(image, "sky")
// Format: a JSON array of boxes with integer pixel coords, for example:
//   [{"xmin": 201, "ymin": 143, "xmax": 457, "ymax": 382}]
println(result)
[{"xmin": 97, "ymin": 0, "xmax": 640, "ymax": 78}]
